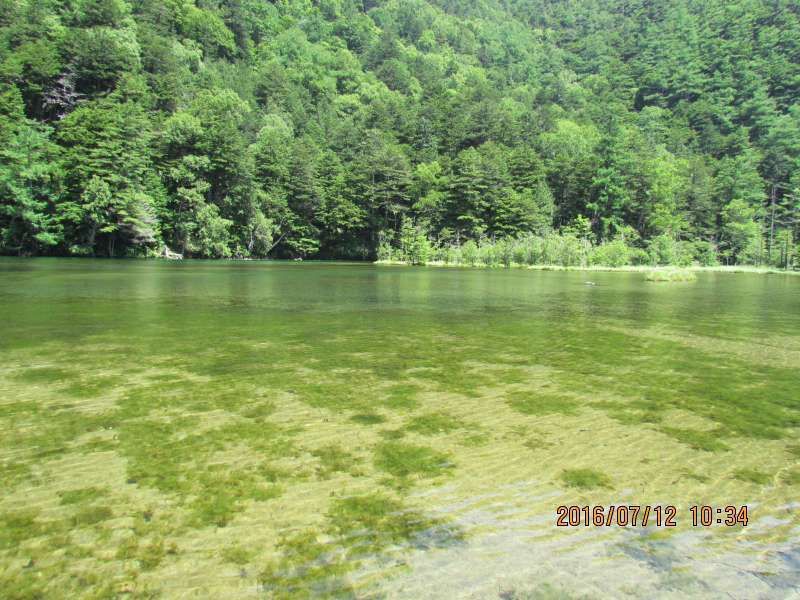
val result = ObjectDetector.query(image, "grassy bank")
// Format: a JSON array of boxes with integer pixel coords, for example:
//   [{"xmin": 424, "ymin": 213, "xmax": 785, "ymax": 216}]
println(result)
[
  {"xmin": 377, "ymin": 230, "xmax": 798, "ymax": 274},
  {"xmin": 376, "ymin": 260, "xmax": 798, "ymax": 276}
]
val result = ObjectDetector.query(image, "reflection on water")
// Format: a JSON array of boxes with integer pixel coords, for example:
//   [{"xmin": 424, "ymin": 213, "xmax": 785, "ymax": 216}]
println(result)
[{"xmin": 0, "ymin": 259, "xmax": 798, "ymax": 598}]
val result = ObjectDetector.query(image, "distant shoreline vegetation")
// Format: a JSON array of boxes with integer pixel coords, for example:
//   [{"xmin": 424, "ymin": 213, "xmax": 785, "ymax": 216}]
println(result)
[
  {"xmin": 375, "ymin": 222, "xmax": 798, "ymax": 272},
  {"xmin": 375, "ymin": 260, "xmax": 794, "ymax": 275},
  {"xmin": 1, "ymin": 2, "xmax": 799, "ymax": 270}
]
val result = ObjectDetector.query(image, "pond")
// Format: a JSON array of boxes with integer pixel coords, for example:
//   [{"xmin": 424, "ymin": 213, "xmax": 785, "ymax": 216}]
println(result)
[{"xmin": 0, "ymin": 259, "xmax": 798, "ymax": 598}]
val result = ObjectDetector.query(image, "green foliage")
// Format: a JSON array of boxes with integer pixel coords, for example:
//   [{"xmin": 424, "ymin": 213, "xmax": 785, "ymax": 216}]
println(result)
[
  {"xmin": 721, "ymin": 199, "xmax": 763, "ymax": 265},
  {"xmin": 191, "ymin": 203, "xmax": 232, "ymax": 258},
  {"xmin": 645, "ymin": 270, "xmax": 698, "ymax": 282},
  {"xmin": 0, "ymin": 120, "xmax": 64, "ymax": 254},
  {"xmin": 1, "ymin": 0, "xmax": 799, "ymax": 264},
  {"xmin": 647, "ymin": 235, "xmax": 694, "ymax": 267},
  {"xmin": 590, "ymin": 237, "xmax": 631, "ymax": 267},
  {"xmin": 691, "ymin": 240, "xmax": 720, "ymax": 266}
]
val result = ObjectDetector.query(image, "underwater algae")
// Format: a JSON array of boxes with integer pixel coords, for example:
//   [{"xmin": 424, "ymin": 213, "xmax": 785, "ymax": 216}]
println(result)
[{"xmin": 0, "ymin": 259, "xmax": 798, "ymax": 598}]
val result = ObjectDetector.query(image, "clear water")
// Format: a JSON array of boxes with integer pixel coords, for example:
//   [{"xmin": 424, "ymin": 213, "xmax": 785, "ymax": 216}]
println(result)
[{"xmin": 0, "ymin": 259, "xmax": 798, "ymax": 598}]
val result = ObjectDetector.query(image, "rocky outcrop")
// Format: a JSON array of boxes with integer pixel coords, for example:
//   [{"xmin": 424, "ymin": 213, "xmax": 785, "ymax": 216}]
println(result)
[{"xmin": 161, "ymin": 246, "xmax": 183, "ymax": 260}]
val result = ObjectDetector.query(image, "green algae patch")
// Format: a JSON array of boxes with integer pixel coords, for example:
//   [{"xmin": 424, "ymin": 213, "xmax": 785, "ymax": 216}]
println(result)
[
  {"xmin": 312, "ymin": 444, "xmax": 361, "ymax": 478},
  {"xmin": 1, "ymin": 261, "xmax": 799, "ymax": 598},
  {"xmin": 522, "ymin": 436, "xmax": 553, "ymax": 451},
  {"xmin": 328, "ymin": 494, "xmax": 463, "ymax": 554},
  {"xmin": 507, "ymin": 391, "xmax": 577, "ymax": 416},
  {"xmin": 659, "ymin": 427, "xmax": 730, "ymax": 452},
  {"xmin": 258, "ymin": 530, "xmax": 356, "ymax": 599},
  {"xmin": 137, "ymin": 539, "xmax": 168, "ymax": 571},
  {"xmin": 296, "ymin": 382, "xmax": 370, "ymax": 412},
  {"xmin": 0, "ymin": 511, "xmax": 48, "ymax": 550},
  {"xmin": 645, "ymin": 270, "xmax": 697, "ymax": 282},
  {"xmin": 58, "ymin": 486, "xmax": 110, "ymax": 506},
  {"xmin": 71, "ymin": 505, "xmax": 114, "ymax": 528},
  {"xmin": 187, "ymin": 469, "xmax": 284, "ymax": 528},
  {"xmin": 593, "ymin": 400, "xmax": 663, "ymax": 425},
  {"xmin": 11, "ymin": 366, "xmax": 76, "ymax": 384},
  {"xmin": 350, "ymin": 413, "xmax": 387, "ymax": 425},
  {"xmin": 381, "ymin": 383, "xmax": 421, "ymax": 410},
  {"xmin": 374, "ymin": 442, "xmax": 454, "ymax": 480},
  {"xmin": 782, "ymin": 468, "xmax": 800, "ymax": 486},
  {"xmin": 461, "ymin": 432, "xmax": 492, "ymax": 447},
  {"xmin": 499, "ymin": 584, "xmax": 593, "ymax": 600},
  {"xmin": 683, "ymin": 471, "xmax": 710, "ymax": 483},
  {"xmin": 222, "ymin": 545, "xmax": 254, "ymax": 566},
  {"xmin": 560, "ymin": 469, "xmax": 613, "ymax": 490},
  {"xmin": 404, "ymin": 412, "xmax": 468, "ymax": 435},
  {"xmin": 62, "ymin": 374, "xmax": 126, "ymax": 398},
  {"xmin": 259, "ymin": 494, "xmax": 463, "ymax": 597},
  {"xmin": 188, "ymin": 492, "xmax": 240, "ymax": 528},
  {"xmin": 242, "ymin": 401, "xmax": 277, "ymax": 420},
  {"xmin": 732, "ymin": 469, "xmax": 772, "ymax": 485}
]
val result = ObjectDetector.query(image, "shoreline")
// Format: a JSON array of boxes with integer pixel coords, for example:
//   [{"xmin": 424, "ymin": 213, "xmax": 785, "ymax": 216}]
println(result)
[
  {"xmin": 1, "ymin": 256, "xmax": 797, "ymax": 275},
  {"xmin": 373, "ymin": 260, "xmax": 800, "ymax": 275}
]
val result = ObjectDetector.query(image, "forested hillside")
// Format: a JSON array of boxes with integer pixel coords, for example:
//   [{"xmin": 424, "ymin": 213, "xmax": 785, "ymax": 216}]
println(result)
[{"xmin": 1, "ymin": 0, "xmax": 799, "ymax": 265}]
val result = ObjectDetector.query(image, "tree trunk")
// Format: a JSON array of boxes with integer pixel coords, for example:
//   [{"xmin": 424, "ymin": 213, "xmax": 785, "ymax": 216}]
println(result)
[
  {"xmin": 88, "ymin": 224, "xmax": 97, "ymax": 257},
  {"xmin": 769, "ymin": 184, "xmax": 776, "ymax": 263}
]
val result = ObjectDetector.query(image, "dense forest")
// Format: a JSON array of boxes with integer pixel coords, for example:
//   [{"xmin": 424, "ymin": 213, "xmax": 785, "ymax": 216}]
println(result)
[{"xmin": 1, "ymin": 0, "xmax": 799, "ymax": 266}]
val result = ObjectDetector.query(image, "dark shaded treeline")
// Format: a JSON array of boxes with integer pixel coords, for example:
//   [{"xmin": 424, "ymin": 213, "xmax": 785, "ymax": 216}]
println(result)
[{"xmin": 1, "ymin": 0, "xmax": 798, "ymax": 265}]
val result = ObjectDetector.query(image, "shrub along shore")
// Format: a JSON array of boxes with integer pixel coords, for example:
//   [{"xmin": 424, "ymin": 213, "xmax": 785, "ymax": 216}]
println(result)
[
  {"xmin": 375, "ymin": 261, "xmax": 796, "ymax": 275},
  {"xmin": 376, "ymin": 228, "xmax": 798, "ymax": 272}
]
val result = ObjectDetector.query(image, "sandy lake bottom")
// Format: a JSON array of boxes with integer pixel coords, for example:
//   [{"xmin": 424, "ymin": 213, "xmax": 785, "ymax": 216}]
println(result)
[{"xmin": 1, "ymin": 259, "xmax": 798, "ymax": 599}]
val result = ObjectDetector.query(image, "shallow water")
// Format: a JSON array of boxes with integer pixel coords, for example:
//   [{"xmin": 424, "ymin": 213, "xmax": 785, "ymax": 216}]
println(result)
[{"xmin": 0, "ymin": 259, "xmax": 798, "ymax": 599}]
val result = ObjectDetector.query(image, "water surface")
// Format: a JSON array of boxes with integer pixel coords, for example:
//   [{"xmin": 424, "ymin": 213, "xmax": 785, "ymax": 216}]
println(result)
[{"xmin": 0, "ymin": 259, "xmax": 798, "ymax": 598}]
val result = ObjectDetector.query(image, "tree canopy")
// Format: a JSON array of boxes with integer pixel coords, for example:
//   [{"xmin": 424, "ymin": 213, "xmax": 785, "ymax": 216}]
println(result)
[{"xmin": 1, "ymin": 0, "xmax": 798, "ymax": 266}]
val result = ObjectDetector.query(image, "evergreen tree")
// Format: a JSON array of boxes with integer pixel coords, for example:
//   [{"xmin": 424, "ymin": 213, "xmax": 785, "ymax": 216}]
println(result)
[{"xmin": 0, "ymin": 0, "xmax": 797, "ymax": 266}]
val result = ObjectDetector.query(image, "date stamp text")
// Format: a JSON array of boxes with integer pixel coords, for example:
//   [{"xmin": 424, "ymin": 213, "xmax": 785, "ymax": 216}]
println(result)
[{"xmin": 555, "ymin": 505, "xmax": 749, "ymax": 527}]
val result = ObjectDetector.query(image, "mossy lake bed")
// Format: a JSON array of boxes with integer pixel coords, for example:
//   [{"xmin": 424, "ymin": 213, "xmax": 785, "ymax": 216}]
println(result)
[{"xmin": 1, "ymin": 258, "xmax": 799, "ymax": 599}]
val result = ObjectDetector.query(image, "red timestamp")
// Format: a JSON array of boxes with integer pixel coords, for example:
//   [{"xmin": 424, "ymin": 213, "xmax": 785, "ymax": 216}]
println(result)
[
  {"xmin": 556, "ymin": 505, "xmax": 677, "ymax": 527},
  {"xmin": 556, "ymin": 505, "xmax": 749, "ymax": 527},
  {"xmin": 689, "ymin": 505, "xmax": 749, "ymax": 527}
]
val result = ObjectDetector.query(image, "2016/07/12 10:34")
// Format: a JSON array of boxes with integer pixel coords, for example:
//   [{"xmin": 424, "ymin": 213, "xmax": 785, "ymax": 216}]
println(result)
[{"xmin": 556, "ymin": 505, "xmax": 749, "ymax": 527}]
